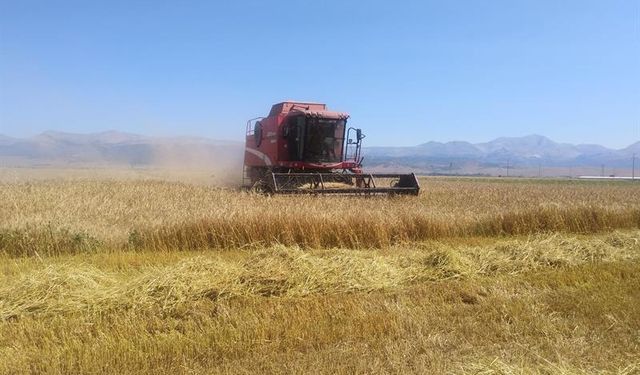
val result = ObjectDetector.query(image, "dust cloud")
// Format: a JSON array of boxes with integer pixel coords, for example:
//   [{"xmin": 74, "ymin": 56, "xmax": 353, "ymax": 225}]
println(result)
[{"xmin": 0, "ymin": 141, "xmax": 246, "ymax": 187}]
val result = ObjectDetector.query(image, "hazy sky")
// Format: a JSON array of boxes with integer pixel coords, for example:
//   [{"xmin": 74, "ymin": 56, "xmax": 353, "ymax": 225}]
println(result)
[{"xmin": 0, "ymin": 0, "xmax": 638, "ymax": 147}]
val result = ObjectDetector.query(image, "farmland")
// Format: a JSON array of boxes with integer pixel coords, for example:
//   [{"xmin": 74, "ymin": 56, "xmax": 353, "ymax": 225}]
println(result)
[{"xmin": 1, "ymin": 173, "xmax": 639, "ymax": 374}]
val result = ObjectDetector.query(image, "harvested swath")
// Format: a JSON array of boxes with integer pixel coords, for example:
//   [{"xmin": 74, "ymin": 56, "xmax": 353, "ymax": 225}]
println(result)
[
  {"xmin": 460, "ymin": 358, "xmax": 639, "ymax": 375},
  {"xmin": 2, "ymin": 230, "xmax": 638, "ymax": 320}
]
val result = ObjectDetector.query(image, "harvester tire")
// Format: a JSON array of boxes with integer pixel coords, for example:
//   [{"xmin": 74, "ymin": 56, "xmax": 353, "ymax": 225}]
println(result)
[{"xmin": 251, "ymin": 180, "xmax": 273, "ymax": 195}]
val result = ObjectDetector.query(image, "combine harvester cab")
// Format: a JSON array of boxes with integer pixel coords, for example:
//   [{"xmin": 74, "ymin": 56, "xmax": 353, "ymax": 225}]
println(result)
[{"xmin": 243, "ymin": 101, "xmax": 420, "ymax": 196}]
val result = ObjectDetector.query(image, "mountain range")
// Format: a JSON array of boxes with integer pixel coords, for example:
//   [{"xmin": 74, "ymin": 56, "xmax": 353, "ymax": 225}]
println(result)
[
  {"xmin": 0, "ymin": 130, "xmax": 243, "ymax": 168},
  {"xmin": 365, "ymin": 134, "xmax": 639, "ymax": 170},
  {"xmin": 0, "ymin": 131, "xmax": 637, "ymax": 176}
]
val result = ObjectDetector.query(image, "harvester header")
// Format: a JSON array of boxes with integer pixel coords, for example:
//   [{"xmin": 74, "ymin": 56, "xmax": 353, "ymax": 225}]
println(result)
[{"xmin": 243, "ymin": 101, "xmax": 420, "ymax": 195}]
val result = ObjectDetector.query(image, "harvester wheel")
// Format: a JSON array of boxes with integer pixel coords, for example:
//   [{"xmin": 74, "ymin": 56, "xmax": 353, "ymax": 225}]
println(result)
[{"xmin": 251, "ymin": 180, "xmax": 273, "ymax": 195}]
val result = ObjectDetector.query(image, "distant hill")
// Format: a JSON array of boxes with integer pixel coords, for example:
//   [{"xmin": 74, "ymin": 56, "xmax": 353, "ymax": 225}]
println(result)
[
  {"xmin": 0, "ymin": 130, "xmax": 244, "ymax": 168},
  {"xmin": 623, "ymin": 141, "xmax": 640, "ymax": 154},
  {"xmin": 0, "ymin": 131, "xmax": 637, "ymax": 177},
  {"xmin": 0, "ymin": 134, "xmax": 17, "ymax": 145},
  {"xmin": 364, "ymin": 134, "xmax": 638, "ymax": 174}
]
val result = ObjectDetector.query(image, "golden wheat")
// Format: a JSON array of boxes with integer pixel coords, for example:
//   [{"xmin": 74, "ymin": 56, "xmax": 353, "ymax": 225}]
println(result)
[
  {"xmin": 1, "ymin": 230, "xmax": 638, "ymax": 321},
  {"xmin": 1, "ymin": 256, "xmax": 638, "ymax": 374},
  {"xmin": 1, "ymin": 178, "xmax": 639, "ymax": 256},
  {"xmin": 1, "ymin": 175, "xmax": 639, "ymax": 374}
]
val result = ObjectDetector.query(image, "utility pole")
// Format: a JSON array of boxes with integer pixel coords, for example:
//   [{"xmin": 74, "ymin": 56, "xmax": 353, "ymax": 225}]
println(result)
[
  {"xmin": 538, "ymin": 163, "xmax": 542, "ymax": 178},
  {"xmin": 506, "ymin": 159, "xmax": 510, "ymax": 177},
  {"xmin": 633, "ymin": 153, "xmax": 636, "ymax": 181},
  {"xmin": 601, "ymin": 164, "xmax": 605, "ymax": 177}
]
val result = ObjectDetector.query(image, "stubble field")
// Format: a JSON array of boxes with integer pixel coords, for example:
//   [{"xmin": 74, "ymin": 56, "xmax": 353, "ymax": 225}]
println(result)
[{"xmin": 0, "ymin": 172, "xmax": 639, "ymax": 374}]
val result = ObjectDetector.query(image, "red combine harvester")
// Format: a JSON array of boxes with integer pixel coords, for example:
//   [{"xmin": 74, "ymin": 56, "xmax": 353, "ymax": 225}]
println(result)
[{"xmin": 243, "ymin": 101, "xmax": 420, "ymax": 195}]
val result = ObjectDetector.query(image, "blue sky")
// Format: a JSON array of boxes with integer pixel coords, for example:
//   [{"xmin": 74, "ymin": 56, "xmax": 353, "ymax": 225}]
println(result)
[{"xmin": 0, "ymin": 0, "xmax": 638, "ymax": 148}]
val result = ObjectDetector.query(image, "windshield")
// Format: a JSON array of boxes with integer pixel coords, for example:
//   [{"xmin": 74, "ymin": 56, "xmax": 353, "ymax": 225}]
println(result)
[{"xmin": 302, "ymin": 117, "xmax": 345, "ymax": 163}]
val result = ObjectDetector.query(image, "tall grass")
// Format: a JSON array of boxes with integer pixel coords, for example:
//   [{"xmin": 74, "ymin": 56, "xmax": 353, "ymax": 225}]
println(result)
[{"xmin": 1, "ymin": 178, "xmax": 639, "ymax": 256}]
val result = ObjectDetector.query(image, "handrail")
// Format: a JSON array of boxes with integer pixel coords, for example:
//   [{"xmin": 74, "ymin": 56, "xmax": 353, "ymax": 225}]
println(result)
[{"xmin": 245, "ymin": 117, "xmax": 264, "ymax": 136}]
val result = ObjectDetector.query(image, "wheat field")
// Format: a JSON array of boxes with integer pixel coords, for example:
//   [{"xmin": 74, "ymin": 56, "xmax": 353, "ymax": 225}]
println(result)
[
  {"xmin": 1, "ymin": 173, "xmax": 639, "ymax": 374},
  {"xmin": 1, "ymin": 177, "xmax": 639, "ymax": 255}
]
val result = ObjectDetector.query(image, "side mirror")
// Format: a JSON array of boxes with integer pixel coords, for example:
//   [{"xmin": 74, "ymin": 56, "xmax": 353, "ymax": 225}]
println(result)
[{"xmin": 356, "ymin": 129, "xmax": 362, "ymax": 140}]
